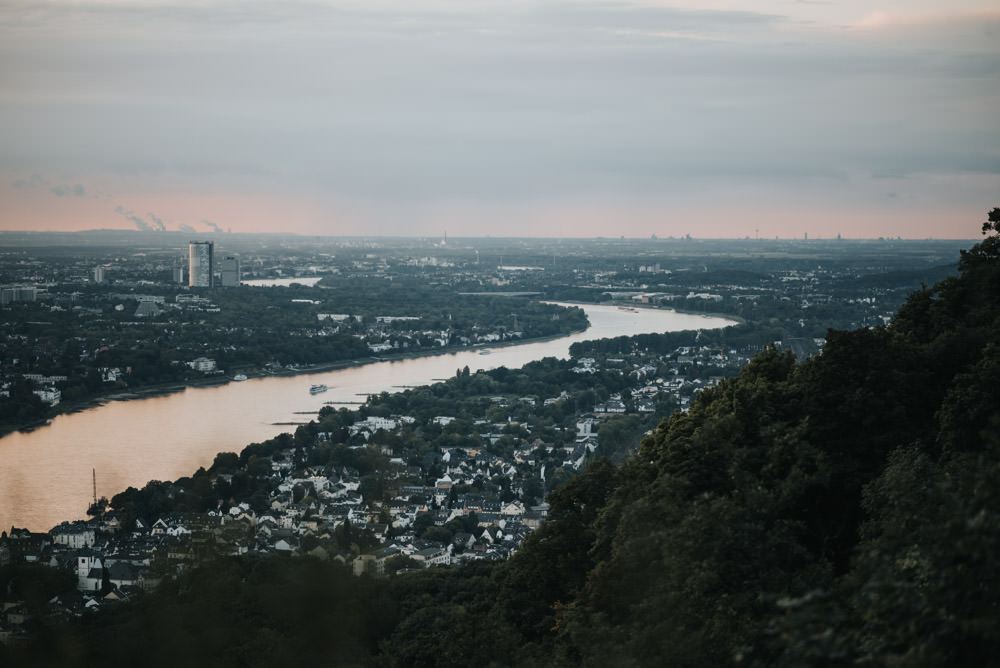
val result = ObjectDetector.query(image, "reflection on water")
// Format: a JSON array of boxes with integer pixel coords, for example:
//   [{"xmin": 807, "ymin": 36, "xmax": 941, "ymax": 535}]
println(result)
[{"xmin": 0, "ymin": 304, "xmax": 735, "ymax": 531}]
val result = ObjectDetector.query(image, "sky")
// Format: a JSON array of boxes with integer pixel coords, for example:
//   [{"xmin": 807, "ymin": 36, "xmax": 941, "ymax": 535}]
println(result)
[{"xmin": 0, "ymin": 0, "xmax": 997, "ymax": 239}]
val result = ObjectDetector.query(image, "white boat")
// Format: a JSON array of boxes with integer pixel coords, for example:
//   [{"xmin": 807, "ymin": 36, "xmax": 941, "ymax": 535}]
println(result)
[
  {"xmin": 310, "ymin": 384, "xmax": 328, "ymax": 394},
  {"xmin": 478, "ymin": 349, "xmax": 492, "ymax": 355},
  {"xmin": 233, "ymin": 374, "xmax": 247, "ymax": 382}
]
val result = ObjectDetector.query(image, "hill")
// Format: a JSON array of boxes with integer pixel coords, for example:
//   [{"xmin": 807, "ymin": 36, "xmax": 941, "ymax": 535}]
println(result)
[{"xmin": 4, "ymin": 209, "xmax": 999, "ymax": 667}]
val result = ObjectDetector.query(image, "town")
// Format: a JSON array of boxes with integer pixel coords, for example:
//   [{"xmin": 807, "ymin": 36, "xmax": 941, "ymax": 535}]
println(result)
[
  {"xmin": 0, "ymin": 231, "xmax": 970, "ymax": 644},
  {"xmin": 0, "ymin": 232, "xmax": 965, "ymax": 429},
  {"xmin": 1, "ymin": 330, "xmax": 763, "ymax": 638}
]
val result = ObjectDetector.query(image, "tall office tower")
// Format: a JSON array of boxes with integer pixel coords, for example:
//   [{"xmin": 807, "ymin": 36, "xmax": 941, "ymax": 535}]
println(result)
[
  {"xmin": 188, "ymin": 241, "xmax": 214, "ymax": 287},
  {"xmin": 93, "ymin": 266, "xmax": 105, "ymax": 283},
  {"xmin": 220, "ymin": 255, "xmax": 240, "ymax": 287},
  {"xmin": 172, "ymin": 266, "xmax": 185, "ymax": 284}
]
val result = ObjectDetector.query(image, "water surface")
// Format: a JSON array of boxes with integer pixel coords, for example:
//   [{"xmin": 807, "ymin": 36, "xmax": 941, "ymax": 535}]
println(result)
[{"xmin": 0, "ymin": 304, "xmax": 735, "ymax": 531}]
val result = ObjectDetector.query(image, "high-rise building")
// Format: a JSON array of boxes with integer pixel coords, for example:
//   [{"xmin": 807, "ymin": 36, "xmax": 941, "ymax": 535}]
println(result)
[
  {"xmin": 0, "ymin": 286, "xmax": 37, "ymax": 305},
  {"xmin": 220, "ymin": 255, "xmax": 240, "ymax": 287},
  {"xmin": 172, "ymin": 266, "xmax": 185, "ymax": 284},
  {"xmin": 188, "ymin": 241, "xmax": 214, "ymax": 287},
  {"xmin": 93, "ymin": 266, "xmax": 105, "ymax": 283}
]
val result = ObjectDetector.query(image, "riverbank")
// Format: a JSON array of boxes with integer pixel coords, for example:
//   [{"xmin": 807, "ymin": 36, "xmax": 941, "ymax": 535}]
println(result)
[
  {"xmin": 0, "ymin": 301, "xmax": 741, "ymax": 439},
  {"xmin": 0, "ymin": 324, "xmax": 591, "ymax": 439},
  {"xmin": 0, "ymin": 303, "xmax": 739, "ymax": 532},
  {"xmin": 583, "ymin": 299, "xmax": 746, "ymax": 325},
  {"xmin": 656, "ymin": 307, "xmax": 745, "ymax": 324},
  {"xmin": 0, "ymin": 377, "xmax": 228, "ymax": 438}
]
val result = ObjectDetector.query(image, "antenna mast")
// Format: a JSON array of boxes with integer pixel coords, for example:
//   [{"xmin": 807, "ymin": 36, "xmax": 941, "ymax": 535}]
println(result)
[{"xmin": 92, "ymin": 468, "xmax": 97, "ymax": 506}]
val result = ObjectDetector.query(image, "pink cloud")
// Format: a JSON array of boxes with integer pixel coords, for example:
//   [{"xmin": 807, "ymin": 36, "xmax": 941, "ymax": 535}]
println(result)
[{"xmin": 853, "ymin": 8, "xmax": 1000, "ymax": 29}]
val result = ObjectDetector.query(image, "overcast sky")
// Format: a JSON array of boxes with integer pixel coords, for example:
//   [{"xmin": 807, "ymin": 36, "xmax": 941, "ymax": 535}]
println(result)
[{"xmin": 1, "ymin": 0, "xmax": 997, "ymax": 239}]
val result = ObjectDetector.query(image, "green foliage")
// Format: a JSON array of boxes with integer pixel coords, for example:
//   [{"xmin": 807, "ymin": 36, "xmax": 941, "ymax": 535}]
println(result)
[
  {"xmin": 0, "ymin": 564, "xmax": 77, "ymax": 611},
  {"xmin": 0, "ymin": 377, "xmax": 50, "ymax": 429},
  {"xmin": 846, "ymin": 444, "xmax": 1000, "ymax": 665},
  {"xmin": 594, "ymin": 415, "xmax": 645, "ymax": 462},
  {"xmin": 4, "ymin": 556, "xmax": 398, "ymax": 668},
  {"xmin": 378, "ymin": 563, "xmax": 522, "ymax": 667},
  {"xmin": 494, "ymin": 459, "xmax": 619, "ymax": 644}
]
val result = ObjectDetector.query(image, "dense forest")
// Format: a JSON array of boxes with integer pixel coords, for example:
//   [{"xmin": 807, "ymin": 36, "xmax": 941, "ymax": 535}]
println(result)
[{"xmin": 4, "ymin": 211, "xmax": 1000, "ymax": 666}]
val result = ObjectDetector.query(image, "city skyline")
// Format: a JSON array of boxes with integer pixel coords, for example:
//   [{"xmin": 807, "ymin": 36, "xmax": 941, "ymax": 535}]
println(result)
[{"xmin": 1, "ymin": 0, "xmax": 998, "ymax": 240}]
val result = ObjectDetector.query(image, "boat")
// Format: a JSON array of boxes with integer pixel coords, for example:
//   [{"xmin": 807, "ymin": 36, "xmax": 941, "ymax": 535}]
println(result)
[
  {"xmin": 478, "ymin": 349, "xmax": 492, "ymax": 355},
  {"xmin": 233, "ymin": 374, "xmax": 247, "ymax": 382},
  {"xmin": 310, "ymin": 384, "xmax": 328, "ymax": 394}
]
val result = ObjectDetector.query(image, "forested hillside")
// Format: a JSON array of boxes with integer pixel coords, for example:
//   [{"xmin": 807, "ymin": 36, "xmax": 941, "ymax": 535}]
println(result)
[
  {"xmin": 5, "ymin": 211, "xmax": 999, "ymax": 667},
  {"xmin": 524, "ymin": 211, "xmax": 1000, "ymax": 665}
]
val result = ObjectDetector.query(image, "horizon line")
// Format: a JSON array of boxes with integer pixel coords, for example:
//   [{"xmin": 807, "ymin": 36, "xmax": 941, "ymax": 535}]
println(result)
[{"xmin": 0, "ymin": 229, "xmax": 981, "ymax": 243}]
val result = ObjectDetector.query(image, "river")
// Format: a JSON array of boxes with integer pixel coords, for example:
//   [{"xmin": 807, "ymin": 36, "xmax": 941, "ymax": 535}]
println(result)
[{"xmin": 0, "ymin": 304, "xmax": 735, "ymax": 531}]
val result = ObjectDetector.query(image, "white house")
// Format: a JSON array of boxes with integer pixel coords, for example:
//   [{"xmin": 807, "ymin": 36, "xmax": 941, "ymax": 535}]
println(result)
[{"xmin": 51, "ymin": 521, "xmax": 95, "ymax": 549}]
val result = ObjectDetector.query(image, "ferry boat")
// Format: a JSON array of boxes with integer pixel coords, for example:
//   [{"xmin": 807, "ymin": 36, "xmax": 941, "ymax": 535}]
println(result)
[
  {"xmin": 233, "ymin": 374, "xmax": 247, "ymax": 382},
  {"xmin": 309, "ymin": 384, "xmax": 328, "ymax": 394}
]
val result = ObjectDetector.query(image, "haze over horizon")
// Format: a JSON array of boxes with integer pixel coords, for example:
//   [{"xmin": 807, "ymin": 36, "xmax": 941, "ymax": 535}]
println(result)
[{"xmin": 1, "ymin": 0, "xmax": 998, "ymax": 240}]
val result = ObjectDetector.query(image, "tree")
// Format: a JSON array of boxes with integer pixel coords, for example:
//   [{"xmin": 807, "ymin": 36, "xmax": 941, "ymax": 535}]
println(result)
[
  {"xmin": 210, "ymin": 452, "xmax": 240, "ymax": 474},
  {"xmin": 87, "ymin": 496, "xmax": 109, "ymax": 519},
  {"xmin": 959, "ymin": 206, "xmax": 1000, "ymax": 270},
  {"xmin": 494, "ymin": 459, "xmax": 619, "ymax": 641},
  {"xmin": 981, "ymin": 206, "xmax": 1000, "ymax": 235},
  {"xmin": 384, "ymin": 554, "xmax": 419, "ymax": 575},
  {"xmin": 412, "ymin": 513, "xmax": 434, "ymax": 537},
  {"xmin": 422, "ymin": 526, "xmax": 452, "ymax": 545}
]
